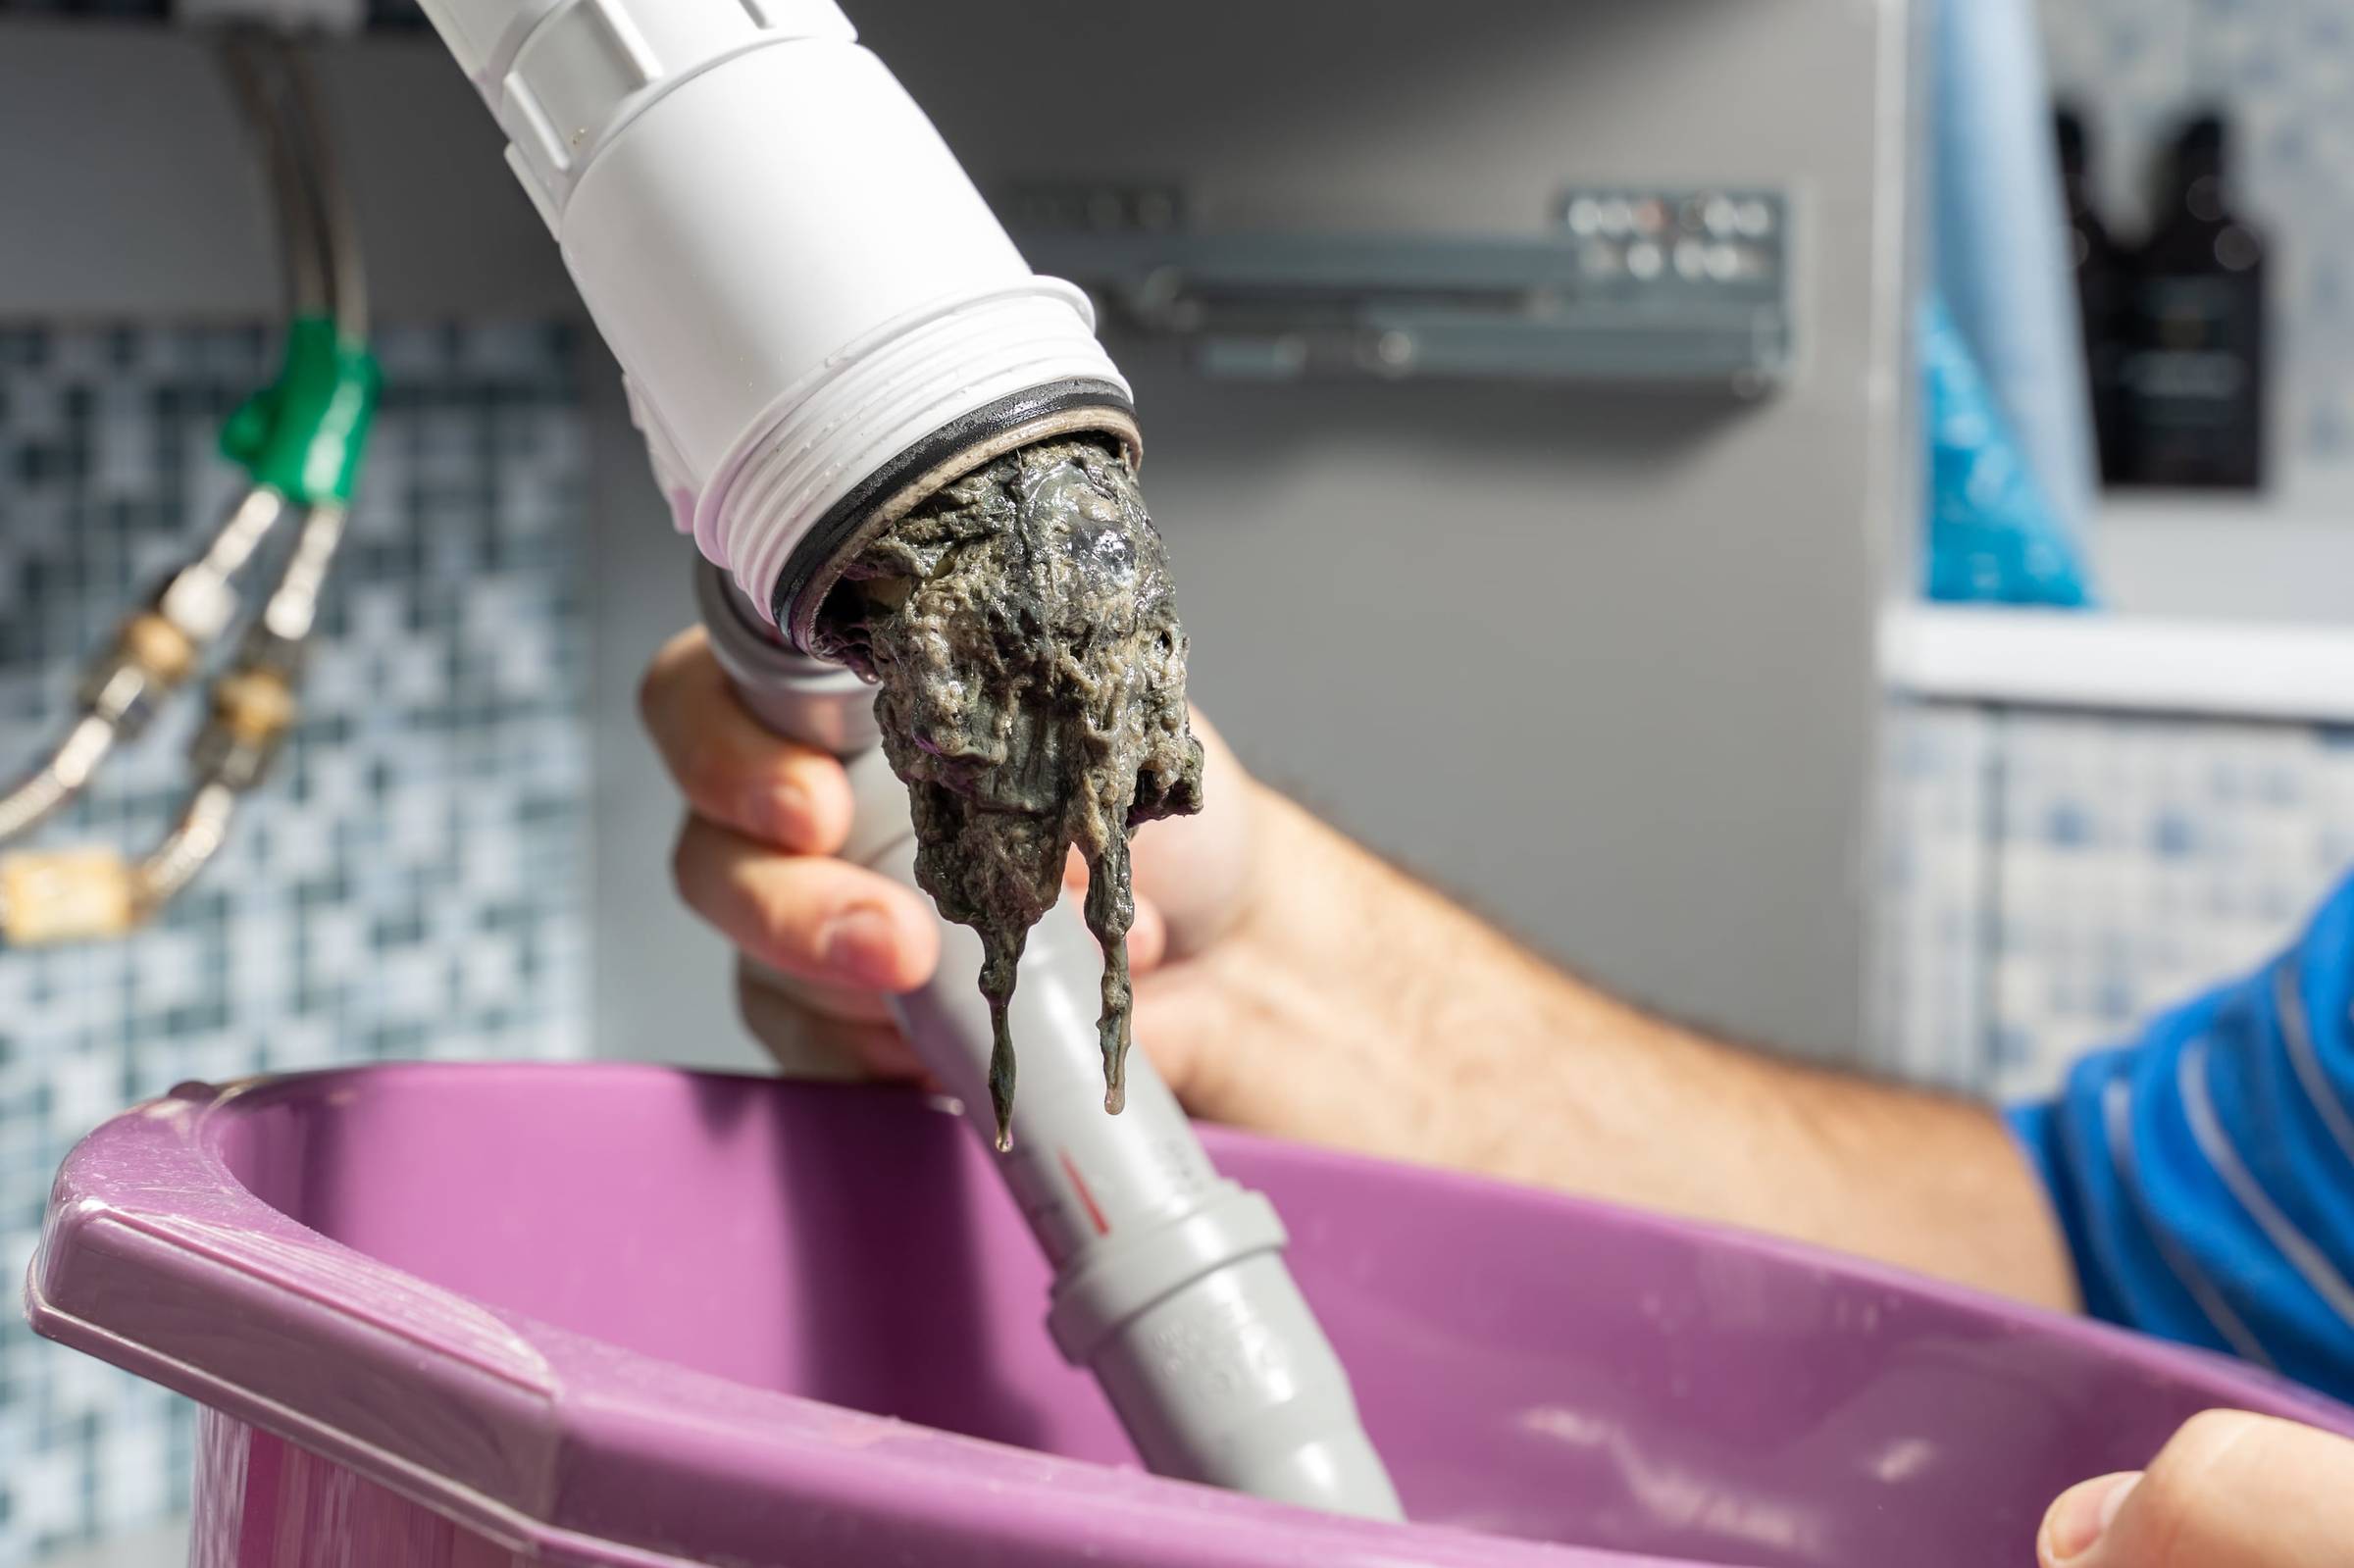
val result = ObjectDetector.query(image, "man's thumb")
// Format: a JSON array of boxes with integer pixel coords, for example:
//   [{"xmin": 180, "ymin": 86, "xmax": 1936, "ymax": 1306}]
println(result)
[{"xmin": 2039, "ymin": 1409, "xmax": 2354, "ymax": 1568}]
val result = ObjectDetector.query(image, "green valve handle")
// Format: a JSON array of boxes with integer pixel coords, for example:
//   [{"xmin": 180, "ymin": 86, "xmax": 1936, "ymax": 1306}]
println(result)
[{"xmin": 220, "ymin": 316, "xmax": 382, "ymax": 506}]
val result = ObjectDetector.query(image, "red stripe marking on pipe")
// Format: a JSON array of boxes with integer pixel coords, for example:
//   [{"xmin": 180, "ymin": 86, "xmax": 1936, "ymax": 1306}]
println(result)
[{"xmin": 1058, "ymin": 1148, "xmax": 1111, "ymax": 1236}]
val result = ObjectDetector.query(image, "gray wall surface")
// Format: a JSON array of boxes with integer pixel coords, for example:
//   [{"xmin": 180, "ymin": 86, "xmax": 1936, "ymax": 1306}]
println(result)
[
  {"xmin": 2098, "ymin": 500, "xmax": 2354, "ymax": 626},
  {"xmin": 581, "ymin": 365, "xmax": 766, "ymax": 1072},
  {"xmin": 0, "ymin": 23, "xmax": 567, "ymax": 322},
  {"xmin": 867, "ymin": 0, "xmax": 1910, "ymax": 1058},
  {"xmin": 0, "ymin": 1, "xmax": 1911, "ymax": 1067}
]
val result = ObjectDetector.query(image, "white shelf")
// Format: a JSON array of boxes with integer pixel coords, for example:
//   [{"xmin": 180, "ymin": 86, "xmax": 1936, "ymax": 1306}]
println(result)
[{"xmin": 1881, "ymin": 603, "xmax": 2354, "ymax": 724}]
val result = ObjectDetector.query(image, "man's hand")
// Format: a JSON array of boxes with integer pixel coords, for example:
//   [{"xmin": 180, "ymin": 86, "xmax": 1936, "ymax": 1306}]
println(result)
[
  {"xmin": 2039, "ymin": 1411, "xmax": 2354, "ymax": 1567},
  {"xmin": 639, "ymin": 625, "xmax": 2075, "ymax": 1306},
  {"xmin": 637, "ymin": 626, "xmax": 1263, "ymax": 1087}
]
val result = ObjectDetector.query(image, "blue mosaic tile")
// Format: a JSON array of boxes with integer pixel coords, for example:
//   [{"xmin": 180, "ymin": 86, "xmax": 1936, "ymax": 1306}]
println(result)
[
  {"xmin": 0, "ymin": 322, "xmax": 589, "ymax": 1565},
  {"xmin": 1879, "ymin": 700, "xmax": 2354, "ymax": 1100}
]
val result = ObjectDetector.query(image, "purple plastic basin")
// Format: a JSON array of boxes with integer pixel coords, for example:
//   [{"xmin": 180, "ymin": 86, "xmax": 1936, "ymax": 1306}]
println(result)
[{"xmin": 26, "ymin": 1063, "xmax": 2354, "ymax": 1567}]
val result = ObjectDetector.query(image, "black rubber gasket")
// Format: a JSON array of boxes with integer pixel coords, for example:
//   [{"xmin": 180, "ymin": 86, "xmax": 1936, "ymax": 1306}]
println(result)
[{"xmin": 769, "ymin": 378, "xmax": 1136, "ymax": 638}]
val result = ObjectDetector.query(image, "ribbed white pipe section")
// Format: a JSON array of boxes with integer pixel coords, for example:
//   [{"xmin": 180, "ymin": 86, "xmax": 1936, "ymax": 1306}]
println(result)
[
  {"xmin": 416, "ymin": 0, "xmax": 1130, "ymax": 619},
  {"xmin": 714, "ymin": 282, "xmax": 1124, "ymax": 621}
]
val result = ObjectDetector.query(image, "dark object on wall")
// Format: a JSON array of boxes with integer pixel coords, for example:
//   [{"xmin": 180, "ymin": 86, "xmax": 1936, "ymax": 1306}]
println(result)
[
  {"xmin": 2055, "ymin": 108, "xmax": 2133, "ymax": 484},
  {"xmin": 2114, "ymin": 112, "xmax": 2269, "ymax": 489}
]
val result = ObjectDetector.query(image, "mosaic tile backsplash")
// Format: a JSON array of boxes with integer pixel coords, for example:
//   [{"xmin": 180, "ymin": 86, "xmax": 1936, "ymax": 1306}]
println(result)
[
  {"xmin": 2041, "ymin": 0, "xmax": 2354, "ymax": 468},
  {"xmin": 1879, "ymin": 699, "xmax": 2354, "ymax": 1101},
  {"xmin": 0, "ymin": 322, "xmax": 589, "ymax": 1563}
]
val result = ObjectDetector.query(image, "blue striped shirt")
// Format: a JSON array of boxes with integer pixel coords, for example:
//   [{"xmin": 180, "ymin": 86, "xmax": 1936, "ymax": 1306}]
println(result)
[{"xmin": 2012, "ymin": 873, "xmax": 2354, "ymax": 1403}]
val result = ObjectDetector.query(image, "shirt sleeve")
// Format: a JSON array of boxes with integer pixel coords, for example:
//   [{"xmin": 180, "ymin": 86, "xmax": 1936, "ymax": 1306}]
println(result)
[{"xmin": 2009, "ymin": 873, "xmax": 2354, "ymax": 1406}]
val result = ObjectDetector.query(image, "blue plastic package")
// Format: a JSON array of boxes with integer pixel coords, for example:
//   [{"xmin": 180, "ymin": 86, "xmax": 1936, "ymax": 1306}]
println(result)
[
  {"xmin": 1923, "ymin": 0, "xmax": 2098, "ymax": 607},
  {"xmin": 1920, "ymin": 295, "xmax": 2095, "ymax": 607}
]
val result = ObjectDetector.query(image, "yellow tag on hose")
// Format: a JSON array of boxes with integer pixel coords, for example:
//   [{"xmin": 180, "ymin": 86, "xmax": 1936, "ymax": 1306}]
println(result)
[{"xmin": 2, "ymin": 849, "xmax": 139, "ymax": 946}]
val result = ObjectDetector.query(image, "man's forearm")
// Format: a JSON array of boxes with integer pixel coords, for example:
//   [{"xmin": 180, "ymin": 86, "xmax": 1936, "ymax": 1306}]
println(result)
[
  {"xmin": 1492, "ymin": 984, "xmax": 2082, "ymax": 1309},
  {"xmin": 1209, "ymin": 788, "xmax": 2079, "ymax": 1310}
]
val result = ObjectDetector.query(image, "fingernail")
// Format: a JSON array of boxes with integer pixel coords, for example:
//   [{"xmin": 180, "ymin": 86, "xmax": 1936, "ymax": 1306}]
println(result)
[
  {"xmin": 820, "ymin": 907, "xmax": 900, "ymax": 988},
  {"xmin": 760, "ymin": 780, "xmax": 810, "ymax": 842},
  {"xmin": 2045, "ymin": 1472, "xmax": 2139, "ymax": 1562}
]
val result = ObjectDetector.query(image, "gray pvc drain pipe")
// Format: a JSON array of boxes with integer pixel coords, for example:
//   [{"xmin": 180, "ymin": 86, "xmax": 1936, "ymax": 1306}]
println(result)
[{"xmin": 696, "ymin": 561, "xmax": 1403, "ymax": 1521}]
